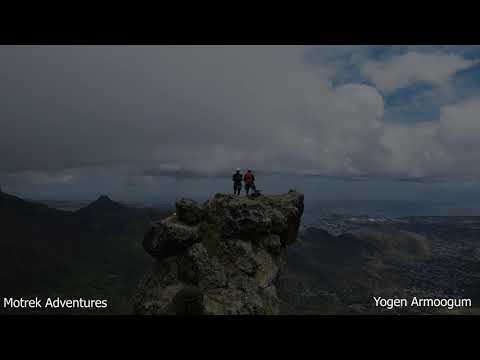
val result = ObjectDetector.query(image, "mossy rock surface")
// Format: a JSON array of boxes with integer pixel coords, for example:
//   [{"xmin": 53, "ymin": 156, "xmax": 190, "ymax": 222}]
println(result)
[
  {"xmin": 198, "ymin": 221, "xmax": 223, "ymax": 258},
  {"xmin": 135, "ymin": 191, "xmax": 304, "ymax": 315}
]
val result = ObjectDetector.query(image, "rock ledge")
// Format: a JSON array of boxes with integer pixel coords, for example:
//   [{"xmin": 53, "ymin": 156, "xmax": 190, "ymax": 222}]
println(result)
[{"xmin": 133, "ymin": 191, "xmax": 304, "ymax": 315}]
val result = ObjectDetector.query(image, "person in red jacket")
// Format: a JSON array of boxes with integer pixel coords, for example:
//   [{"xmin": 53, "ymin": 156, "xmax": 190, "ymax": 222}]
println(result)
[{"xmin": 243, "ymin": 169, "xmax": 256, "ymax": 196}]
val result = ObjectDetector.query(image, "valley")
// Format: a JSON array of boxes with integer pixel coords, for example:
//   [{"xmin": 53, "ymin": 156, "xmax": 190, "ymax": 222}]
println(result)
[{"xmin": 279, "ymin": 215, "xmax": 480, "ymax": 314}]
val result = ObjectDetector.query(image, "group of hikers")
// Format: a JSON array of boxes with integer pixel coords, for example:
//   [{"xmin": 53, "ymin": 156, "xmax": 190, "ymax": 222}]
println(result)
[{"xmin": 232, "ymin": 168, "xmax": 259, "ymax": 197}]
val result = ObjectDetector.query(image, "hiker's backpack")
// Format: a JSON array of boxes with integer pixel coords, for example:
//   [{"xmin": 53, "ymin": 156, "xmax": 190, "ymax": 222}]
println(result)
[{"xmin": 251, "ymin": 189, "xmax": 262, "ymax": 198}]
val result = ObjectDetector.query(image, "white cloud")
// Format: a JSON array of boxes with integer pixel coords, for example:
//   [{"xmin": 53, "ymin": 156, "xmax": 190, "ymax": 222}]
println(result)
[
  {"xmin": 438, "ymin": 97, "xmax": 480, "ymax": 147},
  {"xmin": 0, "ymin": 45, "xmax": 384, "ymax": 177},
  {"xmin": 361, "ymin": 52, "xmax": 477, "ymax": 92},
  {"xmin": 377, "ymin": 96, "xmax": 480, "ymax": 178},
  {"xmin": 1, "ymin": 45, "xmax": 480, "ymax": 181}
]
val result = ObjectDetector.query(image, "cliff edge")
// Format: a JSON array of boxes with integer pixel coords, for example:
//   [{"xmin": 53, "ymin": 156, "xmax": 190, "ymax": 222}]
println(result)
[{"xmin": 133, "ymin": 190, "xmax": 304, "ymax": 315}]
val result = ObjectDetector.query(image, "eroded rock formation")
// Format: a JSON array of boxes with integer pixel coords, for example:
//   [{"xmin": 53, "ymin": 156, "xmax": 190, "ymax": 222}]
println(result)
[{"xmin": 133, "ymin": 191, "xmax": 304, "ymax": 315}]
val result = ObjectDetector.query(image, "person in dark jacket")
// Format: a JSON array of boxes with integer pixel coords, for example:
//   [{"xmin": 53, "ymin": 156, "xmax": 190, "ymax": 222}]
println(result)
[
  {"xmin": 232, "ymin": 168, "xmax": 243, "ymax": 195},
  {"xmin": 243, "ymin": 169, "xmax": 256, "ymax": 195}
]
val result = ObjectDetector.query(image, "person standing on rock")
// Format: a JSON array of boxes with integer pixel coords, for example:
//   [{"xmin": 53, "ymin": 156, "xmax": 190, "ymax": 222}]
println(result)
[
  {"xmin": 243, "ymin": 169, "xmax": 256, "ymax": 196},
  {"xmin": 232, "ymin": 168, "xmax": 243, "ymax": 196}
]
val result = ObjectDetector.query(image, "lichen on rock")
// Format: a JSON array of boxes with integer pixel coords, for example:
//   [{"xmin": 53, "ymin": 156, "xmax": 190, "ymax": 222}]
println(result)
[{"xmin": 134, "ymin": 191, "xmax": 304, "ymax": 315}]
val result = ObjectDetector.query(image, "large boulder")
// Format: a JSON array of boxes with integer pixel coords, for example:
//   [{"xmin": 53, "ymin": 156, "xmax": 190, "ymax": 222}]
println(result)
[
  {"xmin": 143, "ymin": 216, "xmax": 200, "ymax": 260},
  {"xmin": 134, "ymin": 191, "xmax": 304, "ymax": 315},
  {"xmin": 176, "ymin": 198, "xmax": 205, "ymax": 225},
  {"xmin": 204, "ymin": 192, "xmax": 304, "ymax": 243}
]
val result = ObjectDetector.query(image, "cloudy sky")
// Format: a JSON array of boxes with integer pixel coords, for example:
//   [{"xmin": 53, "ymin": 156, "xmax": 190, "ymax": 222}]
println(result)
[{"xmin": 2, "ymin": 45, "xmax": 480, "ymax": 197}]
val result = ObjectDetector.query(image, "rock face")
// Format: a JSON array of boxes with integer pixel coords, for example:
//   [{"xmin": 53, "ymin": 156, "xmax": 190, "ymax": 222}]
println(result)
[{"xmin": 133, "ymin": 191, "xmax": 304, "ymax": 315}]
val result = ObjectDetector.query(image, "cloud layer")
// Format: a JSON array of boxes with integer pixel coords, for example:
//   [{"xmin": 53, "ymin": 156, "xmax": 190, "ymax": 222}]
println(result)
[{"xmin": 1, "ymin": 45, "xmax": 480, "ymax": 186}]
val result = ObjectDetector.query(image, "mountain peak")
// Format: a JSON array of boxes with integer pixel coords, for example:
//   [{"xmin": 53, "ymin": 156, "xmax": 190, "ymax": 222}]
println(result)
[
  {"xmin": 79, "ymin": 195, "xmax": 125, "ymax": 213},
  {"xmin": 96, "ymin": 195, "xmax": 113, "ymax": 203}
]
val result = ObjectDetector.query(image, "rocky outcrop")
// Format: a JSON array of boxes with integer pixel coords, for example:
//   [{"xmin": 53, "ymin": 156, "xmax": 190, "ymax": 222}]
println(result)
[{"xmin": 133, "ymin": 191, "xmax": 304, "ymax": 315}]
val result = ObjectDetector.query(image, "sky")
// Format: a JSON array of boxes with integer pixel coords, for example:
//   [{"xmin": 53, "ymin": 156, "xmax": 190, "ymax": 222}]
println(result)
[{"xmin": 3, "ymin": 45, "xmax": 480, "ymax": 200}]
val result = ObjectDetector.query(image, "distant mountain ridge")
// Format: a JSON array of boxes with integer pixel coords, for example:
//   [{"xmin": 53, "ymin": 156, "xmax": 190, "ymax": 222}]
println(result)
[
  {"xmin": 1, "ymin": 190, "xmax": 65, "ymax": 215},
  {"xmin": 0, "ymin": 190, "xmax": 170, "ymax": 314}
]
